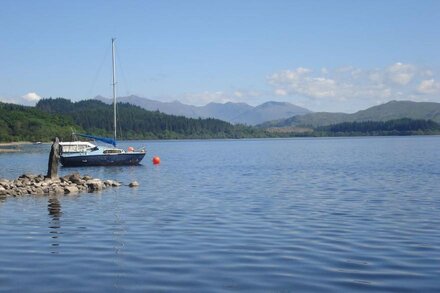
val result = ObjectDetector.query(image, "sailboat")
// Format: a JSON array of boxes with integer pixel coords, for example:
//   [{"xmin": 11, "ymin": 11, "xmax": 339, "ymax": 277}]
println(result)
[{"xmin": 59, "ymin": 38, "xmax": 146, "ymax": 167}]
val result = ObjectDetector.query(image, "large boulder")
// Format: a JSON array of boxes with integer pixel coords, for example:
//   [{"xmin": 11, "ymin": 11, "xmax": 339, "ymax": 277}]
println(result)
[
  {"xmin": 86, "ymin": 179, "xmax": 104, "ymax": 192},
  {"xmin": 51, "ymin": 186, "xmax": 65, "ymax": 195},
  {"xmin": 64, "ymin": 185, "xmax": 79, "ymax": 194},
  {"xmin": 69, "ymin": 173, "xmax": 83, "ymax": 184},
  {"xmin": 129, "ymin": 181, "xmax": 139, "ymax": 187},
  {"xmin": 34, "ymin": 188, "xmax": 44, "ymax": 195}
]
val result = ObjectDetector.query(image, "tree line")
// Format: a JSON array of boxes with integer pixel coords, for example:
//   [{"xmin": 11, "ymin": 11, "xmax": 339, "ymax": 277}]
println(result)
[
  {"xmin": 35, "ymin": 98, "xmax": 263, "ymax": 140},
  {"xmin": 0, "ymin": 102, "xmax": 79, "ymax": 142},
  {"xmin": 314, "ymin": 118, "xmax": 440, "ymax": 136},
  {"xmin": 1, "ymin": 98, "xmax": 439, "ymax": 143}
]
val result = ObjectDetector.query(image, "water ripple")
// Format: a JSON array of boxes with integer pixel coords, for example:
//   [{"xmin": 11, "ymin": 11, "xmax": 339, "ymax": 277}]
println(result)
[{"xmin": 0, "ymin": 137, "xmax": 440, "ymax": 292}]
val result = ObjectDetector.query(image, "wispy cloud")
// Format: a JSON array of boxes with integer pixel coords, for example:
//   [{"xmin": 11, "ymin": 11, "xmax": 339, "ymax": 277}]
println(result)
[
  {"xmin": 178, "ymin": 91, "xmax": 236, "ymax": 106},
  {"xmin": 177, "ymin": 90, "xmax": 263, "ymax": 106},
  {"xmin": 267, "ymin": 62, "xmax": 440, "ymax": 112}
]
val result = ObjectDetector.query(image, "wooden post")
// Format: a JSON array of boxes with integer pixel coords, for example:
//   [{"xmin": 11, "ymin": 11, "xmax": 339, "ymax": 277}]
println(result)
[{"xmin": 47, "ymin": 137, "xmax": 60, "ymax": 179}]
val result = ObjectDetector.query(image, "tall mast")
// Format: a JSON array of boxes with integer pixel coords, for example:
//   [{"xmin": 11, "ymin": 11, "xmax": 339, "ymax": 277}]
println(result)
[{"xmin": 111, "ymin": 38, "xmax": 117, "ymax": 144}]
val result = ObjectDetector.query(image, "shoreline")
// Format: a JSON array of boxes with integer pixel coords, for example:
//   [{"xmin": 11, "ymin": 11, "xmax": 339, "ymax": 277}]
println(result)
[
  {"xmin": 0, "ymin": 142, "xmax": 34, "ymax": 153},
  {"xmin": 0, "ymin": 141, "xmax": 34, "ymax": 146},
  {"xmin": 0, "ymin": 149, "xmax": 21, "ymax": 153}
]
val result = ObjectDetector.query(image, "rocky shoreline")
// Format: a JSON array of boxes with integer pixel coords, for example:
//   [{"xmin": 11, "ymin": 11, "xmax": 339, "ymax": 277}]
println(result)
[{"xmin": 0, "ymin": 172, "xmax": 127, "ymax": 198}]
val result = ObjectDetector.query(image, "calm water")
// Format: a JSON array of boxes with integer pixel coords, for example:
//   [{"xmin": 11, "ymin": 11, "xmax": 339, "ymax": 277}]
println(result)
[{"xmin": 0, "ymin": 137, "xmax": 439, "ymax": 292}]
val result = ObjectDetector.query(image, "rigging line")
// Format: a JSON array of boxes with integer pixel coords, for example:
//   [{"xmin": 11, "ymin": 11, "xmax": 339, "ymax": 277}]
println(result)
[
  {"xmin": 86, "ymin": 44, "xmax": 111, "ymax": 99},
  {"xmin": 115, "ymin": 48, "xmax": 132, "ymax": 97}
]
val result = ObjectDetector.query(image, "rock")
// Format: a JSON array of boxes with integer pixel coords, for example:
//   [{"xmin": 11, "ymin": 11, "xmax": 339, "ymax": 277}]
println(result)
[
  {"xmin": 129, "ymin": 181, "xmax": 139, "ymax": 187},
  {"xmin": 52, "ymin": 186, "xmax": 65, "ymax": 195},
  {"xmin": 1, "ymin": 172, "xmax": 122, "ymax": 198},
  {"xmin": 19, "ymin": 173, "xmax": 37, "ymax": 180},
  {"xmin": 0, "ymin": 178, "xmax": 10, "ymax": 185},
  {"xmin": 64, "ymin": 185, "xmax": 79, "ymax": 194},
  {"xmin": 68, "ymin": 173, "xmax": 82, "ymax": 184},
  {"xmin": 22, "ymin": 179, "xmax": 31, "ymax": 186},
  {"xmin": 33, "ymin": 182, "xmax": 42, "ymax": 187},
  {"xmin": 104, "ymin": 180, "xmax": 120, "ymax": 187},
  {"xmin": 34, "ymin": 188, "xmax": 44, "ymax": 195},
  {"xmin": 47, "ymin": 137, "xmax": 60, "ymax": 179},
  {"xmin": 86, "ymin": 179, "xmax": 104, "ymax": 192}
]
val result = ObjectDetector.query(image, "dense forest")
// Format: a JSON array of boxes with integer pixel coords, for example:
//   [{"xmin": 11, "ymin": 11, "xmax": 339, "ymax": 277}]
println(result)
[
  {"xmin": 314, "ymin": 118, "xmax": 440, "ymax": 136},
  {"xmin": 36, "ymin": 98, "xmax": 263, "ymax": 139},
  {"xmin": 0, "ymin": 102, "xmax": 80, "ymax": 142},
  {"xmin": 1, "ymin": 98, "xmax": 440, "ymax": 143}
]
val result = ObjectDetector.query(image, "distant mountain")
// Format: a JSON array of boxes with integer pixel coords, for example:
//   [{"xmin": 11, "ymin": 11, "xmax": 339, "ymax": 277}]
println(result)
[
  {"xmin": 261, "ymin": 101, "xmax": 440, "ymax": 128},
  {"xmin": 95, "ymin": 95, "xmax": 311, "ymax": 125},
  {"xmin": 234, "ymin": 101, "xmax": 310, "ymax": 125},
  {"xmin": 199, "ymin": 102, "xmax": 254, "ymax": 123},
  {"xmin": 95, "ymin": 95, "xmax": 201, "ymax": 117}
]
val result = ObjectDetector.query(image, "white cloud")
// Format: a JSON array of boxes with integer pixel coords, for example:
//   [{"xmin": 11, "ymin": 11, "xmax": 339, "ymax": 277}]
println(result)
[
  {"xmin": 417, "ymin": 79, "xmax": 440, "ymax": 94},
  {"xmin": 22, "ymin": 92, "xmax": 42, "ymax": 102},
  {"xmin": 387, "ymin": 62, "xmax": 415, "ymax": 85},
  {"xmin": 176, "ymin": 89, "xmax": 264, "ymax": 106},
  {"xmin": 0, "ymin": 92, "xmax": 43, "ymax": 106},
  {"xmin": 179, "ymin": 91, "xmax": 236, "ymax": 106},
  {"xmin": 233, "ymin": 90, "xmax": 261, "ymax": 99},
  {"xmin": 267, "ymin": 62, "xmax": 440, "ymax": 112},
  {"xmin": 274, "ymin": 88, "xmax": 287, "ymax": 96}
]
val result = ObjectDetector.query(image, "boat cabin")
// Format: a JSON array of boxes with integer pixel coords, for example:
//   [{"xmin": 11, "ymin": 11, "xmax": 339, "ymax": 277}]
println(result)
[{"xmin": 60, "ymin": 142, "xmax": 97, "ymax": 154}]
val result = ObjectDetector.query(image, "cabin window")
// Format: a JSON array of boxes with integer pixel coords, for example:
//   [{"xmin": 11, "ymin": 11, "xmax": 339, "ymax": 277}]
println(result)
[{"xmin": 103, "ymin": 149, "xmax": 123, "ymax": 154}]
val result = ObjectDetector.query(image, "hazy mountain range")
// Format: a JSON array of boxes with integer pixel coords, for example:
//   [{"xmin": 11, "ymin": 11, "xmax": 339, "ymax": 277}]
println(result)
[
  {"xmin": 95, "ymin": 95, "xmax": 311, "ymax": 125},
  {"xmin": 259, "ymin": 100, "xmax": 440, "ymax": 128},
  {"xmin": 95, "ymin": 96, "xmax": 440, "ymax": 128}
]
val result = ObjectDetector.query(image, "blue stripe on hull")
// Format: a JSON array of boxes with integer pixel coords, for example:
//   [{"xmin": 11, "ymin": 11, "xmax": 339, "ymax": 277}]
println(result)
[{"xmin": 60, "ymin": 153, "xmax": 146, "ymax": 167}]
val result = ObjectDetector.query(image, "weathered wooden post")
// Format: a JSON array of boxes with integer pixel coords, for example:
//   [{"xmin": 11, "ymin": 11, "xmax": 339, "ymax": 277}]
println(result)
[{"xmin": 47, "ymin": 137, "xmax": 60, "ymax": 179}]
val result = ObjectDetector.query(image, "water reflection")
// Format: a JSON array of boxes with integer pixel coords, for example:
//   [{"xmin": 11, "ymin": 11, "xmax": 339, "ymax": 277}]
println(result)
[{"xmin": 48, "ymin": 196, "xmax": 62, "ymax": 253}]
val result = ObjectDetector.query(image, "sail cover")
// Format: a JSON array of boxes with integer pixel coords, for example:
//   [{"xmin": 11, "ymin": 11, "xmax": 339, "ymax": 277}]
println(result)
[{"xmin": 76, "ymin": 133, "xmax": 116, "ymax": 147}]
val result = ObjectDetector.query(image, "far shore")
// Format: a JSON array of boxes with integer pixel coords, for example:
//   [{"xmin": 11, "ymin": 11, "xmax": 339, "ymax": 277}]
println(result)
[
  {"xmin": 0, "ymin": 141, "xmax": 44, "ymax": 153},
  {"xmin": 0, "ymin": 141, "xmax": 34, "ymax": 146},
  {"xmin": 0, "ymin": 149, "xmax": 21, "ymax": 153}
]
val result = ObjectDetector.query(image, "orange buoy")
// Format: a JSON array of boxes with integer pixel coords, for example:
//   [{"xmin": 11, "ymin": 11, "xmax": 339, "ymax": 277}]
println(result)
[
  {"xmin": 127, "ymin": 146, "xmax": 134, "ymax": 152},
  {"xmin": 152, "ymin": 156, "xmax": 161, "ymax": 165}
]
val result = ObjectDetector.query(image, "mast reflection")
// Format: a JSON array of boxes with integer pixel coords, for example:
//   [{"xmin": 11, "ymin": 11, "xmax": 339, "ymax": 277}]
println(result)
[{"xmin": 48, "ymin": 195, "xmax": 62, "ymax": 253}]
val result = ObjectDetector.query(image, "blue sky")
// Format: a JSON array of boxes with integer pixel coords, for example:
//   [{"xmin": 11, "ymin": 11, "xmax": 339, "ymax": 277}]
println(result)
[{"xmin": 1, "ymin": 0, "xmax": 439, "ymax": 112}]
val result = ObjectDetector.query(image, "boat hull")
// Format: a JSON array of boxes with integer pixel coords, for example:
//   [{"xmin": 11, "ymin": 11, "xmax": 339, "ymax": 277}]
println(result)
[{"xmin": 60, "ymin": 152, "xmax": 146, "ymax": 167}]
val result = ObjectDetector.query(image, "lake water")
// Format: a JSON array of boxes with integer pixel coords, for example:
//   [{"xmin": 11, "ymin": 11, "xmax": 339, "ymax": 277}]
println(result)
[{"xmin": 0, "ymin": 137, "xmax": 439, "ymax": 292}]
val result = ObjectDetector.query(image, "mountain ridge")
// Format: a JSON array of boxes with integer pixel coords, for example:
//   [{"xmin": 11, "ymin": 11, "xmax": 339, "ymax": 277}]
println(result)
[
  {"xmin": 94, "ymin": 95, "xmax": 311, "ymax": 125},
  {"xmin": 259, "ymin": 100, "xmax": 440, "ymax": 128}
]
